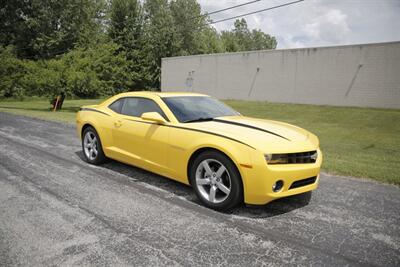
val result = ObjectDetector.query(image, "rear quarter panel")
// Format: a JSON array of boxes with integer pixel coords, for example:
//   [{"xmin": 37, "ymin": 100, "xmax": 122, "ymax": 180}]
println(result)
[{"xmin": 76, "ymin": 107, "xmax": 114, "ymax": 149}]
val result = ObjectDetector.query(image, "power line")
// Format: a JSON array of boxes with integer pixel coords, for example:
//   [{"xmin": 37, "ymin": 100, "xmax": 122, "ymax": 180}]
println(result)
[
  {"xmin": 209, "ymin": 0, "xmax": 304, "ymax": 24},
  {"xmin": 193, "ymin": 0, "xmax": 262, "ymax": 19}
]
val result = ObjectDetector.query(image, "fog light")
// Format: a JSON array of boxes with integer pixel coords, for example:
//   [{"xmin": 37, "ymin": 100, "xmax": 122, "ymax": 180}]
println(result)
[{"xmin": 272, "ymin": 180, "xmax": 284, "ymax": 192}]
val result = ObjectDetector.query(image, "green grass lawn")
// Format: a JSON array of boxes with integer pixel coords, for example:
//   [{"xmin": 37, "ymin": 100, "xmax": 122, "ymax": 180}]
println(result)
[
  {"xmin": 0, "ymin": 98, "xmax": 103, "ymax": 123},
  {"xmin": 1, "ymin": 98, "xmax": 399, "ymax": 185}
]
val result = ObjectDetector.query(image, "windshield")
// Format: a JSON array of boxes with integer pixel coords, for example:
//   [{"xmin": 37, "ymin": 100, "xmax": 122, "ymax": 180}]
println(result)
[{"xmin": 162, "ymin": 96, "xmax": 239, "ymax": 123}]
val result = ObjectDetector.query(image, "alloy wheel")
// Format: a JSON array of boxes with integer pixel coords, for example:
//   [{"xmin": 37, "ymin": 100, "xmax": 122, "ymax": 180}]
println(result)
[
  {"xmin": 195, "ymin": 159, "xmax": 231, "ymax": 204},
  {"xmin": 83, "ymin": 131, "xmax": 98, "ymax": 161}
]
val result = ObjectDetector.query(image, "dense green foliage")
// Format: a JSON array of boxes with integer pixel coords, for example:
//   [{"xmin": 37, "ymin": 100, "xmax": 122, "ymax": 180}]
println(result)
[
  {"xmin": 0, "ymin": 44, "xmax": 131, "ymax": 98},
  {"xmin": 221, "ymin": 19, "xmax": 277, "ymax": 52},
  {"xmin": 0, "ymin": 0, "xmax": 277, "ymax": 98}
]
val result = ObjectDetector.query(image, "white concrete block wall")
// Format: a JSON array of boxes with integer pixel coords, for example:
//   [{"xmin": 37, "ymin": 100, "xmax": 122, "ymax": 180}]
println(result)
[{"xmin": 161, "ymin": 42, "xmax": 400, "ymax": 109}]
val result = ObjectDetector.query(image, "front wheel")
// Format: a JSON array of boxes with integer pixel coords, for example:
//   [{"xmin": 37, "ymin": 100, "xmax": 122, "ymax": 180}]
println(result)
[
  {"xmin": 82, "ymin": 126, "xmax": 106, "ymax": 165},
  {"xmin": 190, "ymin": 150, "xmax": 243, "ymax": 211}
]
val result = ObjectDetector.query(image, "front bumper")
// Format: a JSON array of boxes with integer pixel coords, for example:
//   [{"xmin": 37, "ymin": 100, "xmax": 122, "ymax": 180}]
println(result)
[{"xmin": 241, "ymin": 148, "xmax": 322, "ymax": 205}]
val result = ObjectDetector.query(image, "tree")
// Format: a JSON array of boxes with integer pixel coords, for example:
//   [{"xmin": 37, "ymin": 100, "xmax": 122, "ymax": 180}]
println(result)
[
  {"xmin": 109, "ymin": 0, "xmax": 145, "ymax": 89},
  {"xmin": 0, "ymin": 0, "xmax": 106, "ymax": 59},
  {"xmin": 221, "ymin": 18, "xmax": 277, "ymax": 52},
  {"xmin": 197, "ymin": 27, "xmax": 223, "ymax": 54},
  {"xmin": 249, "ymin": 29, "xmax": 277, "ymax": 50},
  {"xmin": 109, "ymin": 0, "xmax": 143, "ymax": 50},
  {"xmin": 170, "ymin": 0, "xmax": 207, "ymax": 55},
  {"xmin": 221, "ymin": 31, "xmax": 240, "ymax": 52},
  {"xmin": 233, "ymin": 18, "xmax": 251, "ymax": 50},
  {"xmin": 22, "ymin": 59, "xmax": 65, "ymax": 97},
  {"xmin": 142, "ymin": 0, "xmax": 180, "ymax": 89},
  {"xmin": 0, "ymin": 46, "xmax": 26, "ymax": 98},
  {"xmin": 60, "ymin": 43, "xmax": 133, "ymax": 97}
]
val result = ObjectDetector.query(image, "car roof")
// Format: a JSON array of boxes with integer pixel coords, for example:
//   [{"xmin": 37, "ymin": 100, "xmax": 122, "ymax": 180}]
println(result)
[{"xmin": 114, "ymin": 91, "xmax": 209, "ymax": 98}]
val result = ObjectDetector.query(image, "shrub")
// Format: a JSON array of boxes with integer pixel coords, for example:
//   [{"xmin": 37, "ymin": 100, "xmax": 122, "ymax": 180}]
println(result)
[{"xmin": 0, "ymin": 46, "xmax": 26, "ymax": 98}]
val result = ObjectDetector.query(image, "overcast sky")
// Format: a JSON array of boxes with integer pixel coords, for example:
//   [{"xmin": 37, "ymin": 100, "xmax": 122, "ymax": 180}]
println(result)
[{"xmin": 198, "ymin": 0, "xmax": 400, "ymax": 49}]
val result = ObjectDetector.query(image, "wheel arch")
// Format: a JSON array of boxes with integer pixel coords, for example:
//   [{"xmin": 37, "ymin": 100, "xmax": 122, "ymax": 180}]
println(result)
[
  {"xmin": 81, "ymin": 123, "xmax": 106, "ymax": 147},
  {"xmin": 81, "ymin": 123, "xmax": 97, "ymax": 138},
  {"xmin": 186, "ymin": 146, "xmax": 245, "ymax": 196}
]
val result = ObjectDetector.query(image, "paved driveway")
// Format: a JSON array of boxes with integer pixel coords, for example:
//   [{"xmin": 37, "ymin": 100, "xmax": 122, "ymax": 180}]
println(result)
[{"xmin": 0, "ymin": 112, "xmax": 399, "ymax": 266}]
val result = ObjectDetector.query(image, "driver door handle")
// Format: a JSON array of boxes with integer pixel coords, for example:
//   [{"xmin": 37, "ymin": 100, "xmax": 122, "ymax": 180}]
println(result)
[{"xmin": 114, "ymin": 120, "xmax": 122, "ymax": 127}]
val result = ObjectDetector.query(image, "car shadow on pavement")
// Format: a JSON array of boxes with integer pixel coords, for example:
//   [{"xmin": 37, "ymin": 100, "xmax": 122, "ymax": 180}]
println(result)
[
  {"xmin": 229, "ymin": 192, "xmax": 312, "ymax": 218},
  {"xmin": 75, "ymin": 151, "xmax": 312, "ymax": 219}
]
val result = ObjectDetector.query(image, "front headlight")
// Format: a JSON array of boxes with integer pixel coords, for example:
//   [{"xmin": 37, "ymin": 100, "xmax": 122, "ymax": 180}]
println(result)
[
  {"xmin": 265, "ymin": 150, "xmax": 318, "ymax": 165},
  {"xmin": 264, "ymin": 154, "xmax": 288, "ymax": 164}
]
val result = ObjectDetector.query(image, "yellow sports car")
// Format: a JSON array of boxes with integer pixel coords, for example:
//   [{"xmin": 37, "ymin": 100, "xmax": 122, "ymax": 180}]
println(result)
[{"xmin": 76, "ymin": 92, "xmax": 322, "ymax": 210}]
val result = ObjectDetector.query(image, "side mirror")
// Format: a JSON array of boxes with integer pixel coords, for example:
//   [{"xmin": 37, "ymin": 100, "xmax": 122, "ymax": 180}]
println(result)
[{"xmin": 141, "ymin": 112, "xmax": 166, "ymax": 124}]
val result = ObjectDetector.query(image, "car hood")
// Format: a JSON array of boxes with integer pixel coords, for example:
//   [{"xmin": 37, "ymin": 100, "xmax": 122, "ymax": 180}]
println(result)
[{"xmin": 184, "ymin": 116, "xmax": 319, "ymax": 153}]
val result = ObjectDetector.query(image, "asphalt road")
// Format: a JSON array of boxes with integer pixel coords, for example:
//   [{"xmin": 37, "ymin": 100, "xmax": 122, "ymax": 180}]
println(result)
[{"xmin": 0, "ymin": 112, "xmax": 399, "ymax": 266}]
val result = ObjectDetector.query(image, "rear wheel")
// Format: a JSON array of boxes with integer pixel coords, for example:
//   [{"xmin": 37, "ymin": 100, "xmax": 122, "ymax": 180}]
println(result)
[
  {"xmin": 190, "ymin": 150, "xmax": 243, "ymax": 211},
  {"xmin": 82, "ymin": 126, "xmax": 106, "ymax": 165}
]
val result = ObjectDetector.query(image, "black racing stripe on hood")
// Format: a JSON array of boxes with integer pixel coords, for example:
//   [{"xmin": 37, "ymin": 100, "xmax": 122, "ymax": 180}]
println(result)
[
  {"xmin": 168, "ymin": 125, "xmax": 256, "ymax": 149},
  {"xmin": 79, "ymin": 108, "xmax": 110, "ymax": 116},
  {"xmin": 213, "ymin": 118, "xmax": 291, "ymax": 141}
]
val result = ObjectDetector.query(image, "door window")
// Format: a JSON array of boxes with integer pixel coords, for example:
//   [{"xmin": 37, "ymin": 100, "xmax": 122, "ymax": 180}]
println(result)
[{"xmin": 120, "ymin": 97, "xmax": 168, "ymax": 121}]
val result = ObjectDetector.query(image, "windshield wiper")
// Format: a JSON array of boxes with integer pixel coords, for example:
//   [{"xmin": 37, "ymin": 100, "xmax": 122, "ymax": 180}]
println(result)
[{"xmin": 183, "ymin": 117, "xmax": 214, "ymax": 123}]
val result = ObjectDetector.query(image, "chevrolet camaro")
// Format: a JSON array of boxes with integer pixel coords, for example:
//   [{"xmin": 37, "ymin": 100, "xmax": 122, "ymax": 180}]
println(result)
[{"xmin": 76, "ymin": 92, "xmax": 322, "ymax": 210}]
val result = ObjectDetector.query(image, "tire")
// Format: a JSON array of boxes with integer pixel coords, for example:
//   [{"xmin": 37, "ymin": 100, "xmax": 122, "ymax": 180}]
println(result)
[
  {"xmin": 190, "ymin": 150, "xmax": 243, "ymax": 211},
  {"xmin": 82, "ymin": 126, "xmax": 106, "ymax": 165}
]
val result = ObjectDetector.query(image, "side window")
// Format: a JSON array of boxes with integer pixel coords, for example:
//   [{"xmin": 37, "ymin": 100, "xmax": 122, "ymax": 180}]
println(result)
[
  {"xmin": 121, "ymin": 97, "xmax": 168, "ymax": 121},
  {"xmin": 121, "ymin": 98, "xmax": 139, "ymax": 116},
  {"xmin": 108, "ymin": 98, "xmax": 124, "ymax": 113}
]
